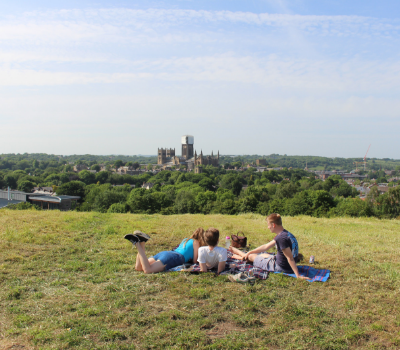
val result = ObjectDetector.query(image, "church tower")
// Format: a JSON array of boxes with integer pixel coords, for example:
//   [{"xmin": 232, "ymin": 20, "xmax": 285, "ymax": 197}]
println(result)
[{"xmin": 181, "ymin": 135, "xmax": 194, "ymax": 160}]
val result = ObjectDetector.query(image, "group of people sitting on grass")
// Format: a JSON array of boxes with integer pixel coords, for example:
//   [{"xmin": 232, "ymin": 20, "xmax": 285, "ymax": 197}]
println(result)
[{"xmin": 124, "ymin": 213, "xmax": 310, "ymax": 280}]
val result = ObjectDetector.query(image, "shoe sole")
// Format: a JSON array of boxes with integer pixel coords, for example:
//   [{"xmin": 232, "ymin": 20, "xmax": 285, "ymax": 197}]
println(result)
[
  {"xmin": 124, "ymin": 234, "xmax": 139, "ymax": 245},
  {"xmin": 134, "ymin": 231, "xmax": 151, "ymax": 242}
]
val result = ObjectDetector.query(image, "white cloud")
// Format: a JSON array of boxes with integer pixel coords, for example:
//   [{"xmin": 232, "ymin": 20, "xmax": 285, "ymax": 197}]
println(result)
[
  {"xmin": 0, "ymin": 8, "xmax": 398, "ymax": 46},
  {"xmin": 0, "ymin": 55, "xmax": 399, "ymax": 94}
]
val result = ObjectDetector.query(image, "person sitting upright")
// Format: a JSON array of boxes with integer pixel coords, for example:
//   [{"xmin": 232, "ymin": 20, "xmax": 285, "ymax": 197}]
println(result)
[
  {"xmin": 229, "ymin": 213, "xmax": 310, "ymax": 280},
  {"xmin": 198, "ymin": 228, "xmax": 227, "ymax": 275}
]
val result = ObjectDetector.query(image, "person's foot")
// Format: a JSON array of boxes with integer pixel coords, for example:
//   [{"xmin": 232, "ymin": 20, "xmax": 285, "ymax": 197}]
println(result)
[
  {"xmin": 124, "ymin": 234, "xmax": 140, "ymax": 246},
  {"xmin": 133, "ymin": 230, "xmax": 151, "ymax": 242}
]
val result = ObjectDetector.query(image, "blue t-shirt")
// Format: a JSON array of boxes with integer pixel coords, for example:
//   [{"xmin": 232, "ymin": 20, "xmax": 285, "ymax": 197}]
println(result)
[
  {"xmin": 174, "ymin": 238, "xmax": 194, "ymax": 263},
  {"xmin": 274, "ymin": 230, "xmax": 299, "ymax": 274}
]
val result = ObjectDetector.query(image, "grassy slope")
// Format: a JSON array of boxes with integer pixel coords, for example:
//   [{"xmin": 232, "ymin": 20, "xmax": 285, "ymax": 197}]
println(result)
[{"xmin": 0, "ymin": 211, "xmax": 399, "ymax": 350}]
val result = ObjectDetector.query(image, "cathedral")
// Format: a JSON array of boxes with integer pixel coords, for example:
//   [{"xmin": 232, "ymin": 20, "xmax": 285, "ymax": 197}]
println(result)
[{"xmin": 157, "ymin": 135, "xmax": 219, "ymax": 169}]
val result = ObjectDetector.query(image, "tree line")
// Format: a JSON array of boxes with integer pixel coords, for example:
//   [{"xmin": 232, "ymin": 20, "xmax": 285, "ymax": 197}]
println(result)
[{"xmin": 2, "ymin": 160, "xmax": 399, "ymax": 219}]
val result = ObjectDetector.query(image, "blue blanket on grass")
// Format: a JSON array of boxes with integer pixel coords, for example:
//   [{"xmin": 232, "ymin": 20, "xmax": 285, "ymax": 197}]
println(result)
[{"xmin": 275, "ymin": 265, "xmax": 330, "ymax": 282}]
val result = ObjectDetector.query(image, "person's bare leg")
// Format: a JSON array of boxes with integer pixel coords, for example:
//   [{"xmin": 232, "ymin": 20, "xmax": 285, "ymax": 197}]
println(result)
[
  {"xmin": 135, "ymin": 242, "xmax": 146, "ymax": 271},
  {"xmin": 246, "ymin": 254, "xmax": 260, "ymax": 263},
  {"xmin": 229, "ymin": 246, "xmax": 247, "ymax": 260},
  {"xmin": 136, "ymin": 243, "xmax": 165, "ymax": 274},
  {"xmin": 248, "ymin": 253, "xmax": 273, "ymax": 263},
  {"xmin": 229, "ymin": 246, "xmax": 246, "ymax": 257}
]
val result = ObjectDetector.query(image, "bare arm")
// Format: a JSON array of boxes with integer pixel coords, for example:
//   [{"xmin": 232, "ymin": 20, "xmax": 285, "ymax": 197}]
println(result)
[
  {"xmin": 243, "ymin": 240, "xmax": 276, "ymax": 260},
  {"xmin": 199, "ymin": 262, "xmax": 208, "ymax": 272},
  {"xmin": 282, "ymin": 247, "xmax": 310, "ymax": 280},
  {"xmin": 217, "ymin": 261, "xmax": 226, "ymax": 275},
  {"xmin": 192, "ymin": 240, "xmax": 200, "ymax": 264}
]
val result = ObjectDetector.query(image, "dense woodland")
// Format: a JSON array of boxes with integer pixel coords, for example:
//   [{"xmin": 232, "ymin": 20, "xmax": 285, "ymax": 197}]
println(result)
[{"xmin": 1, "ymin": 154, "xmax": 400, "ymax": 219}]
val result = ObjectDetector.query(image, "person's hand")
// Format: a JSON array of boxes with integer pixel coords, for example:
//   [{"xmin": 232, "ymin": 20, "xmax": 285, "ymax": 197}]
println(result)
[
  {"xmin": 242, "ymin": 252, "xmax": 251, "ymax": 261},
  {"xmin": 297, "ymin": 275, "xmax": 311, "ymax": 280},
  {"xmin": 228, "ymin": 246, "xmax": 234, "ymax": 253}
]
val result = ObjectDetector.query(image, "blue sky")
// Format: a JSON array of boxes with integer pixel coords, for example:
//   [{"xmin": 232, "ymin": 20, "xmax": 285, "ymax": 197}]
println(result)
[{"xmin": 1, "ymin": 1, "xmax": 399, "ymax": 158}]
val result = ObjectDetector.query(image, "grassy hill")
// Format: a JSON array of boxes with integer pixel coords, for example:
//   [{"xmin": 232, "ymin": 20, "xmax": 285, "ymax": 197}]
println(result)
[{"xmin": 1, "ymin": 211, "xmax": 399, "ymax": 349}]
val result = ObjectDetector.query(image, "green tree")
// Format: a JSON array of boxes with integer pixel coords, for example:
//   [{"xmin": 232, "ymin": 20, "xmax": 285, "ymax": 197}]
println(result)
[
  {"xmin": 17, "ymin": 180, "xmax": 35, "ymax": 193},
  {"xmin": 44, "ymin": 174, "xmax": 61, "ymax": 185},
  {"xmin": 238, "ymin": 195, "xmax": 258, "ymax": 213},
  {"xmin": 275, "ymin": 182, "xmax": 299, "ymax": 199},
  {"xmin": 330, "ymin": 182, "xmax": 358, "ymax": 198},
  {"xmin": 93, "ymin": 191, "xmax": 127, "ymax": 212},
  {"xmin": 378, "ymin": 187, "xmax": 400, "ymax": 218},
  {"xmin": 79, "ymin": 170, "xmax": 96, "ymax": 185},
  {"xmin": 4, "ymin": 174, "xmax": 17, "ymax": 189},
  {"xmin": 262, "ymin": 170, "xmax": 282, "ymax": 183},
  {"xmin": 268, "ymin": 198, "xmax": 286, "ymax": 214},
  {"xmin": 114, "ymin": 160, "xmax": 124, "ymax": 169},
  {"xmin": 127, "ymin": 188, "xmax": 155, "ymax": 213},
  {"xmin": 107, "ymin": 203, "xmax": 128, "ymax": 213},
  {"xmin": 151, "ymin": 192, "xmax": 173, "ymax": 212},
  {"xmin": 310, "ymin": 190, "xmax": 335, "ymax": 217},
  {"xmin": 198, "ymin": 177, "xmax": 215, "ymax": 191},
  {"xmin": 329, "ymin": 198, "xmax": 373, "ymax": 217},
  {"xmin": 91, "ymin": 164, "xmax": 101, "ymax": 172},
  {"xmin": 64, "ymin": 164, "xmax": 73, "ymax": 172},
  {"xmin": 95, "ymin": 171, "xmax": 109, "ymax": 184},
  {"xmin": 32, "ymin": 160, "xmax": 40, "ymax": 169},
  {"xmin": 174, "ymin": 191, "xmax": 198, "ymax": 214},
  {"xmin": 285, "ymin": 191, "xmax": 313, "ymax": 216},
  {"xmin": 195, "ymin": 191, "xmax": 217, "ymax": 209},
  {"xmin": 56, "ymin": 181, "xmax": 86, "ymax": 199}
]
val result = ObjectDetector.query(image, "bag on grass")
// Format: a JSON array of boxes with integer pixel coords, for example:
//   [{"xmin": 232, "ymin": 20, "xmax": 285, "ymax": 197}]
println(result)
[{"xmin": 231, "ymin": 232, "xmax": 247, "ymax": 248}]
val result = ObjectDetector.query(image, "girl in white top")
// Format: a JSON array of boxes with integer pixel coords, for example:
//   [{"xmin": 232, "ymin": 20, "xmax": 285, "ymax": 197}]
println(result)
[{"xmin": 198, "ymin": 228, "xmax": 227, "ymax": 275}]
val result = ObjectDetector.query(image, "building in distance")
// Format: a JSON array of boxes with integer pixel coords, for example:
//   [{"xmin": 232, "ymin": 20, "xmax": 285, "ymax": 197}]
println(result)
[{"xmin": 157, "ymin": 135, "xmax": 219, "ymax": 170}]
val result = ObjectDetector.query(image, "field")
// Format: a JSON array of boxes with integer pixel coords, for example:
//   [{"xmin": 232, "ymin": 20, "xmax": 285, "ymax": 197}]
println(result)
[{"xmin": 0, "ymin": 211, "xmax": 400, "ymax": 349}]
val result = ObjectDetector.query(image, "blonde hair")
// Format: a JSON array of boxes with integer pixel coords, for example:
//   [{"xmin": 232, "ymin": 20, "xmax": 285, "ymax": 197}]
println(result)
[
  {"xmin": 266, "ymin": 213, "xmax": 282, "ymax": 226},
  {"xmin": 184, "ymin": 227, "xmax": 206, "ymax": 247}
]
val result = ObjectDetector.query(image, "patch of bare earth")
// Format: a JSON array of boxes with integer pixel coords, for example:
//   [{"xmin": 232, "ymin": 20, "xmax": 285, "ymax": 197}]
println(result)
[
  {"xmin": 0, "ymin": 340, "xmax": 31, "ymax": 350},
  {"xmin": 205, "ymin": 322, "xmax": 245, "ymax": 339}
]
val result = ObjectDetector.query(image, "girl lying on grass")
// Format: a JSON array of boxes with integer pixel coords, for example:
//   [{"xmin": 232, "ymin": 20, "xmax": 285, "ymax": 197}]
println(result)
[{"xmin": 124, "ymin": 228, "xmax": 206, "ymax": 274}]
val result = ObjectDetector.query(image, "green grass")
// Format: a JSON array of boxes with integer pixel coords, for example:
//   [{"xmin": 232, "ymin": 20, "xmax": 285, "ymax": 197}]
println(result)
[{"xmin": 1, "ymin": 211, "xmax": 400, "ymax": 349}]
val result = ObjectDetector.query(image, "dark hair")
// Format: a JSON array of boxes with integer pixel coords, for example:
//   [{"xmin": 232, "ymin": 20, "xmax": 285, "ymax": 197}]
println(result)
[
  {"xmin": 204, "ymin": 228, "xmax": 219, "ymax": 247},
  {"xmin": 266, "ymin": 213, "xmax": 282, "ymax": 226}
]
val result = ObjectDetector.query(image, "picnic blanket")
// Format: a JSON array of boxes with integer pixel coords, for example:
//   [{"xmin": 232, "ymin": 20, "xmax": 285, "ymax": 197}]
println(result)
[
  {"xmin": 275, "ymin": 266, "xmax": 330, "ymax": 282},
  {"xmin": 167, "ymin": 251, "xmax": 269, "ymax": 280}
]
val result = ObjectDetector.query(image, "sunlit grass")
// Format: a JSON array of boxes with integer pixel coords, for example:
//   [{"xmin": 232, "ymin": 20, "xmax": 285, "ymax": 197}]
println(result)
[{"xmin": 1, "ymin": 211, "xmax": 400, "ymax": 349}]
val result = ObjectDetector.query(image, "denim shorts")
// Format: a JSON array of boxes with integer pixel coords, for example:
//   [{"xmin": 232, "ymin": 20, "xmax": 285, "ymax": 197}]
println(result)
[{"xmin": 152, "ymin": 251, "xmax": 185, "ymax": 271}]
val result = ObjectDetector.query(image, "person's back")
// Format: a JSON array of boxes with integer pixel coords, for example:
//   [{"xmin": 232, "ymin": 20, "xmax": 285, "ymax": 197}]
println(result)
[
  {"xmin": 273, "ymin": 229, "xmax": 298, "ymax": 274},
  {"xmin": 198, "ymin": 228, "xmax": 227, "ymax": 274},
  {"xmin": 174, "ymin": 238, "xmax": 194, "ymax": 263},
  {"xmin": 198, "ymin": 246, "xmax": 227, "ymax": 269}
]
